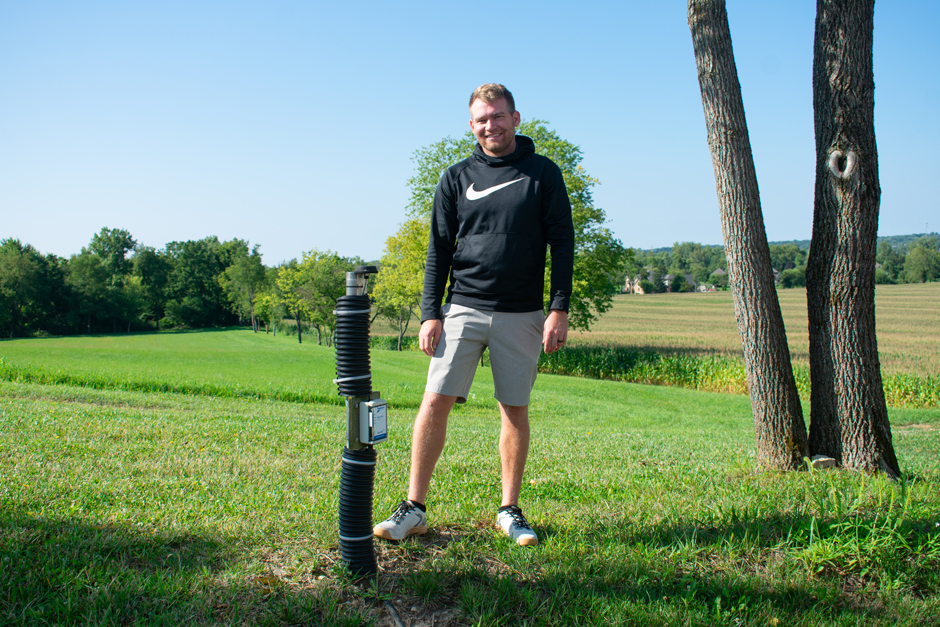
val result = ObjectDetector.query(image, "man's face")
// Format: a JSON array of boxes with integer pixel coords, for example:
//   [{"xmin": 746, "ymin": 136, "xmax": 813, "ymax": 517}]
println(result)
[{"xmin": 469, "ymin": 97, "xmax": 521, "ymax": 158}]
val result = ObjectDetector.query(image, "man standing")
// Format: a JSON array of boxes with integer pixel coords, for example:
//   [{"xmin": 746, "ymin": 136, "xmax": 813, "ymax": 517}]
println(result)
[{"xmin": 373, "ymin": 84, "xmax": 574, "ymax": 546}]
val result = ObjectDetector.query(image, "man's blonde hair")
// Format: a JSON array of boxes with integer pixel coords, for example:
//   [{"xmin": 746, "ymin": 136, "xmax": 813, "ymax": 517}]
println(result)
[{"xmin": 469, "ymin": 83, "xmax": 515, "ymax": 113}]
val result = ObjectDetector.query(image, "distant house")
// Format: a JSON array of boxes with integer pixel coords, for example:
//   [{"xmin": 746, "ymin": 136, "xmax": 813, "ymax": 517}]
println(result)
[
  {"xmin": 664, "ymin": 273, "xmax": 698, "ymax": 292},
  {"xmin": 624, "ymin": 273, "xmax": 644, "ymax": 294},
  {"xmin": 624, "ymin": 268, "xmax": 657, "ymax": 294}
]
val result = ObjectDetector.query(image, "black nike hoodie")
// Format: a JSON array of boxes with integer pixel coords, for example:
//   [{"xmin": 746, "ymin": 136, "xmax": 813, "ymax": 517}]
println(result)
[{"xmin": 421, "ymin": 135, "xmax": 575, "ymax": 322}]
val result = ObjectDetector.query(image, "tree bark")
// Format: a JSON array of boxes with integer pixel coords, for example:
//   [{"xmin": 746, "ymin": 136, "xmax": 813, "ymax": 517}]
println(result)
[
  {"xmin": 807, "ymin": 0, "xmax": 900, "ymax": 477},
  {"xmin": 689, "ymin": 0, "xmax": 809, "ymax": 470}
]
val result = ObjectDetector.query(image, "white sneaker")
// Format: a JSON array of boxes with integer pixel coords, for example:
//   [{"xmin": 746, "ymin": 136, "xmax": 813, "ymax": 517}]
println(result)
[
  {"xmin": 497, "ymin": 505, "xmax": 538, "ymax": 546},
  {"xmin": 373, "ymin": 500, "xmax": 428, "ymax": 541}
]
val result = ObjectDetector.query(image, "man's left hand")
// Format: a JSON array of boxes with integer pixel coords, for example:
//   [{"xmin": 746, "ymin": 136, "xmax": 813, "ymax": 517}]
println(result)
[{"xmin": 542, "ymin": 309, "xmax": 568, "ymax": 354}]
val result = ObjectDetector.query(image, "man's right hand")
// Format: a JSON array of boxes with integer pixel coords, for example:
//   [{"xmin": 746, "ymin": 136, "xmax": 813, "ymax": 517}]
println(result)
[{"xmin": 419, "ymin": 319, "xmax": 443, "ymax": 357}]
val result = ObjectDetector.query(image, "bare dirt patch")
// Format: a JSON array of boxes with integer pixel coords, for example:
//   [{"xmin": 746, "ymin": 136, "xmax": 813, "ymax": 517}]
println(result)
[{"xmin": 257, "ymin": 528, "xmax": 471, "ymax": 627}]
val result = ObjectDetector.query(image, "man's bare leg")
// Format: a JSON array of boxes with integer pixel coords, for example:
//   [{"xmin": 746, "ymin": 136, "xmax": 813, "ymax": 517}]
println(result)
[
  {"xmin": 498, "ymin": 402, "xmax": 530, "ymax": 507},
  {"xmin": 407, "ymin": 391, "xmax": 457, "ymax": 504}
]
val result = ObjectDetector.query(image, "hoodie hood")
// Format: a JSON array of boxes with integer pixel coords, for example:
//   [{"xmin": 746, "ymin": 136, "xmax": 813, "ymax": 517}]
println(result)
[{"xmin": 472, "ymin": 135, "xmax": 535, "ymax": 167}]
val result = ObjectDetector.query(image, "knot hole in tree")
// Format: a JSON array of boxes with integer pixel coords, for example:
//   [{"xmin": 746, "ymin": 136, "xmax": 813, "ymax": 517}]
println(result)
[{"xmin": 827, "ymin": 150, "xmax": 857, "ymax": 179}]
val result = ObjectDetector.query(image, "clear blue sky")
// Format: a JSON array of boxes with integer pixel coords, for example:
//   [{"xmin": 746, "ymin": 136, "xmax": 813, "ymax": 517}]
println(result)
[{"xmin": 2, "ymin": 1, "xmax": 937, "ymax": 265}]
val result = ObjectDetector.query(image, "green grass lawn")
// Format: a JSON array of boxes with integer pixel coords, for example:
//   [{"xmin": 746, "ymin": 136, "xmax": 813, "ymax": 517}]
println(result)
[{"xmin": 1, "ymin": 329, "xmax": 938, "ymax": 625}]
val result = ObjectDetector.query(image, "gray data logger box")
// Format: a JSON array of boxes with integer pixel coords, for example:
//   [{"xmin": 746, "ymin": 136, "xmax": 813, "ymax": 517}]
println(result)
[{"xmin": 359, "ymin": 398, "xmax": 387, "ymax": 444}]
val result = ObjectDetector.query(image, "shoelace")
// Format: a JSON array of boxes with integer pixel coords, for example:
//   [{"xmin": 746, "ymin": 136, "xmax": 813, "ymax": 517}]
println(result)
[
  {"xmin": 391, "ymin": 501, "xmax": 416, "ymax": 523},
  {"xmin": 502, "ymin": 507, "xmax": 532, "ymax": 530}
]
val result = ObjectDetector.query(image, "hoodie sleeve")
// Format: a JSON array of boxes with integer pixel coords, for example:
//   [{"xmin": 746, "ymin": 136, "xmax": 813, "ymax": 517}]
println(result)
[
  {"xmin": 420, "ymin": 172, "xmax": 459, "ymax": 322},
  {"xmin": 542, "ymin": 161, "xmax": 575, "ymax": 312}
]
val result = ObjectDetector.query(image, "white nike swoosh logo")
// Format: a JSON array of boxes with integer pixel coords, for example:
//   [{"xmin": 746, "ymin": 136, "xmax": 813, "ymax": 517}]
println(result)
[{"xmin": 465, "ymin": 178, "xmax": 525, "ymax": 201}]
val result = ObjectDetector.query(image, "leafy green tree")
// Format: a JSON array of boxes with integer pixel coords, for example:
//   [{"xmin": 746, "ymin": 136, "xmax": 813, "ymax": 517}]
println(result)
[
  {"xmin": 89, "ymin": 228, "xmax": 137, "ymax": 286},
  {"xmin": 668, "ymin": 253, "xmax": 692, "ymax": 276},
  {"xmin": 904, "ymin": 243, "xmax": 940, "ymax": 283},
  {"xmin": 295, "ymin": 250, "xmax": 358, "ymax": 345},
  {"xmin": 404, "ymin": 120, "xmax": 628, "ymax": 330},
  {"xmin": 68, "ymin": 228, "xmax": 143, "ymax": 332},
  {"xmin": 779, "ymin": 266, "xmax": 806, "ymax": 288},
  {"xmin": 372, "ymin": 217, "xmax": 428, "ymax": 350},
  {"xmin": 133, "ymin": 246, "xmax": 173, "ymax": 328},
  {"xmin": 218, "ymin": 243, "xmax": 266, "ymax": 331},
  {"xmin": 254, "ymin": 266, "xmax": 287, "ymax": 335},
  {"xmin": 0, "ymin": 239, "xmax": 42, "ymax": 337},
  {"xmin": 66, "ymin": 250, "xmax": 111, "ymax": 333},
  {"xmin": 163, "ymin": 237, "xmax": 236, "ymax": 328},
  {"xmin": 254, "ymin": 289, "xmax": 281, "ymax": 334},
  {"xmin": 33, "ymin": 253, "xmax": 71, "ymax": 334},
  {"xmin": 768, "ymin": 243, "xmax": 806, "ymax": 273},
  {"xmin": 275, "ymin": 251, "xmax": 357, "ymax": 345},
  {"xmin": 647, "ymin": 253, "xmax": 670, "ymax": 281},
  {"xmin": 708, "ymin": 269, "xmax": 729, "ymax": 289},
  {"xmin": 618, "ymin": 248, "xmax": 642, "ymax": 287},
  {"xmin": 274, "ymin": 260, "xmax": 307, "ymax": 343},
  {"xmin": 669, "ymin": 274, "xmax": 692, "ymax": 293},
  {"xmin": 664, "ymin": 242, "xmax": 727, "ymax": 284}
]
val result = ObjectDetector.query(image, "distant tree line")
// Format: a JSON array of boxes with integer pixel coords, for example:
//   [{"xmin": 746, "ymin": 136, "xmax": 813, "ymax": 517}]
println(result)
[
  {"xmin": 622, "ymin": 235, "xmax": 939, "ymax": 292},
  {"xmin": 874, "ymin": 236, "xmax": 940, "ymax": 284},
  {"xmin": 5, "ymin": 227, "xmax": 936, "ymax": 340},
  {"xmin": 0, "ymin": 227, "xmax": 366, "ymax": 342}
]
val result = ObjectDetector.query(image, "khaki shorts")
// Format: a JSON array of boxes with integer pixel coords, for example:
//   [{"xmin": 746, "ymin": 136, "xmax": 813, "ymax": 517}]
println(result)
[{"xmin": 426, "ymin": 303, "xmax": 544, "ymax": 406}]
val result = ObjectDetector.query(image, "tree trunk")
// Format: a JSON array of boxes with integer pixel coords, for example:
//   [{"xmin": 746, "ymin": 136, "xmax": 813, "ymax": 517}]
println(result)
[
  {"xmin": 807, "ymin": 0, "xmax": 900, "ymax": 477},
  {"xmin": 397, "ymin": 310, "xmax": 403, "ymax": 352},
  {"xmin": 688, "ymin": 0, "xmax": 808, "ymax": 470},
  {"xmin": 397, "ymin": 306, "xmax": 412, "ymax": 351},
  {"xmin": 294, "ymin": 311, "xmax": 303, "ymax": 344}
]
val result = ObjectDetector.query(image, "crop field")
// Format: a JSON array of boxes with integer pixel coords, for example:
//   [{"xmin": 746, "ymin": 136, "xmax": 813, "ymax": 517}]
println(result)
[
  {"xmin": 1, "ymin": 326, "xmax": 938, "ymax": 626},
  {"xmin": 568, "ymin": 283, "xmax": 940, "ymax": 378}
]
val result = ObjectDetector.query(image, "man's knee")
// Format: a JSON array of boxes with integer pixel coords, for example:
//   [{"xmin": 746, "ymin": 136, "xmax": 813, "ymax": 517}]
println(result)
[
  {"xmin": 498, "ymin": 402, "xmax": 529, "ymax": 425},
  {"xmin": 420, "ymin": 391, "xmax": 458, "ymax": 419}
]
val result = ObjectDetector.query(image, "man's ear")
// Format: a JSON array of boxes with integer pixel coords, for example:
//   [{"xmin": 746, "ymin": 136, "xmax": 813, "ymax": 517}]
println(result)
[{"xmin": 513, "ymin": 110, "xmax": 521, "ymax": 127}]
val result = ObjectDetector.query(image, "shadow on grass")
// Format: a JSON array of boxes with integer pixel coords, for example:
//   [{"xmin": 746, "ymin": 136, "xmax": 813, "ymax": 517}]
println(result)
[
  {"xmin": 0, "ymin": 510, "xmax": 363, "ymax": 627},
  {"xmin": 378, "ymin": 512, "xmax": 939, "ymax": 627},
  {"xmin": 2, "ymin": 505, "xmax": 936, "ymax": 626}
]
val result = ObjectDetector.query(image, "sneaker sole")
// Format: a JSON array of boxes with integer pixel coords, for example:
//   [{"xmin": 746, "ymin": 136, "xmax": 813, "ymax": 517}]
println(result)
[
  {"xmin": 516, "ymin": 536, "xmax": 538, "ymax": 546},
  {"xmin": 373, "ymin": 525, "xmax": 428, "ymax": 541}
]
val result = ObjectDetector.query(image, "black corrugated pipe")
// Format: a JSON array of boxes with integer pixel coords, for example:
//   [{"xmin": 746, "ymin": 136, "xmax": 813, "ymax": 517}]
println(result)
[
  {"xmin": 334, "ymin": 295, "xmax": 372, "ymax": 397},
  {"xmin": 338, "ymin": 446, "xmax": 377, "ymax": 576},
  {"xmin": 334, "ymin": 266, "xmax": 380, "ymax": 577}
]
